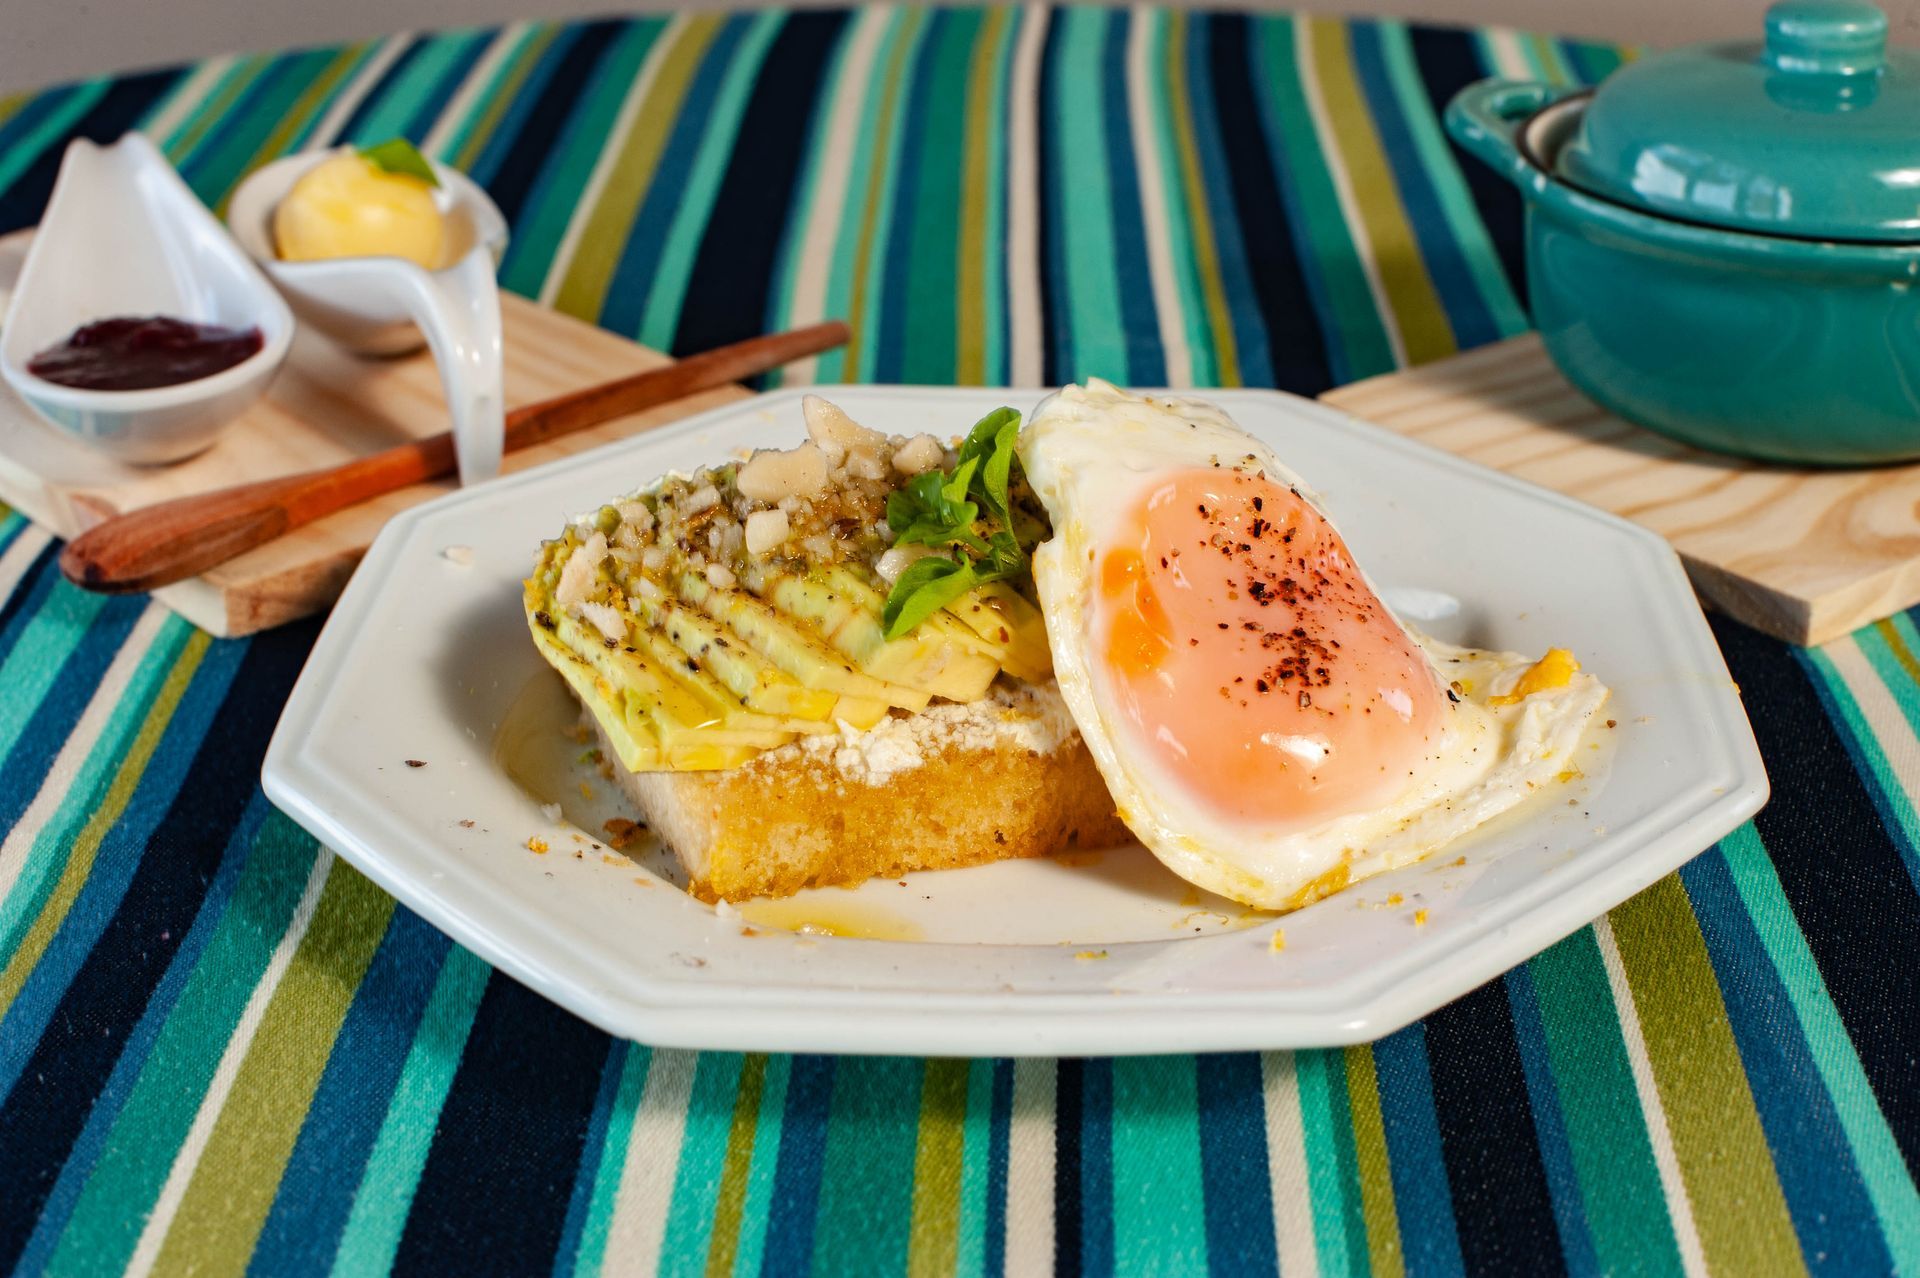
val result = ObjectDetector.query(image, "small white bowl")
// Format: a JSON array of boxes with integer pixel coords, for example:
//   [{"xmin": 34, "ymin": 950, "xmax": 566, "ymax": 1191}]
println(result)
[
  {"xmin": 0, "ymin": 133, "xmax": 293, "ymax": 465},
  {"xmin": 228, "ymin": 150, "xmax": 509, "ymax": 485}
]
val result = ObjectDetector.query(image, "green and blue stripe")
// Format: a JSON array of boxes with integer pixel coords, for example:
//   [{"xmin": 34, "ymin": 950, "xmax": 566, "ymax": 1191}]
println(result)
[{"xmin": 0, "ymin": 14, "xmax": 1915, "ymax": 1274}]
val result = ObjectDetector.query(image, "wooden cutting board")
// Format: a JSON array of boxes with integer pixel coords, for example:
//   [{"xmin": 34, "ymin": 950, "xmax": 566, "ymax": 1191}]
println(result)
[
  {"xmin": 0, "ymin": 232, "xmax": 749, "ymax": 637},
  {"xmin": 1321, "ymin": 334, "xmax": 1920, "ymax": 647}
]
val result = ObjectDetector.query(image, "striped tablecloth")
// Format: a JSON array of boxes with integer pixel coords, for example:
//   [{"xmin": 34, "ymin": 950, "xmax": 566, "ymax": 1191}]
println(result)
[{"xmin": 1, "ymin": 9, "xmax": 1915, "ymax": 1275}]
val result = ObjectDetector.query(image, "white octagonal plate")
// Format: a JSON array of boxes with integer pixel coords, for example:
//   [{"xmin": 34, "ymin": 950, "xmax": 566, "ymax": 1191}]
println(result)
[{"xmin": 263, "ymin": 387, "xmax": 1767, "ymax": 1057}]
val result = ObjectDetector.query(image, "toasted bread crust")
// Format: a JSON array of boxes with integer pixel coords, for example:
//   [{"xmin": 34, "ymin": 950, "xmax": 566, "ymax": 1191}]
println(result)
[{"xmin": 590, "ymin": 697, "xmax": 1129, "ymax": 901}]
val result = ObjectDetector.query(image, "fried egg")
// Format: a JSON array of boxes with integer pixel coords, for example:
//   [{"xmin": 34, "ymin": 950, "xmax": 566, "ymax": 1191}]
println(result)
[{"xmin": 1019, "ymin": 381, "xmax": 1610, "ymax": 911}]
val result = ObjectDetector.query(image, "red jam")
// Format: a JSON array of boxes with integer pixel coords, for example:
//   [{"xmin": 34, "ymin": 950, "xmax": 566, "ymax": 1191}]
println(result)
[{"xmin": 27, "ymin": 316, "xmax": 263, "ymax": 391}]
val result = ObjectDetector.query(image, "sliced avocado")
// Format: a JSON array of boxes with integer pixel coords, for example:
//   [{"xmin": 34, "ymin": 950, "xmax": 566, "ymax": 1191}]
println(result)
[
  {"xmin": 826, "ymin": 695, "xmax": 891, "ymax": 730},
  {"xmin": 627, "ymin": 580, "xmax": 839, "ymax": 720},
  {"xmin": 763, "ymin": 567, "xmax": 998, "ymax": 702},
  {"xmin": 945, "ymin": 581, "xmax": 1052, "ymax": 682},
  {"xmin": 551, "ymin": 615, "xmax": 793, "ymax": 750},
  {"xmin": 616, "ymin": 611, "xmax": 833, "ymax": 736},
  {"xmin": 824, "ymin": 564, "xmax": 1036, "ymax": 681},
  {"xmin": 676, "ymin": 569, "xmax": 931, "ymax": 711},
  {"xmin": 531, "ymin": 627, "xmax": 664, "ymax": 772}
]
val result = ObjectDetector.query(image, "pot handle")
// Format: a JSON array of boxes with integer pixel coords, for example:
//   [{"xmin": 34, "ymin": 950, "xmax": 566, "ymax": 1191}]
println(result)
[{"xmin": 1445, "ymin": 80, "xmax": 1569, "ymax": 183}]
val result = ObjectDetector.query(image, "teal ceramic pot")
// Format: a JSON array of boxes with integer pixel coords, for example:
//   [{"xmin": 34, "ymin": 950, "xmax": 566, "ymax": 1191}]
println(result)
[{"xmin": 1446, "ymin": 2, "xmax": 1920, "ymax": 465}]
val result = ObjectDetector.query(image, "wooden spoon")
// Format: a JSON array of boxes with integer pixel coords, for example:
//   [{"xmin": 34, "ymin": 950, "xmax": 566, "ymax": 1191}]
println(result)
[{"xmin": 58, "ymin": 320, "xmax": 850, "ymax": 595}]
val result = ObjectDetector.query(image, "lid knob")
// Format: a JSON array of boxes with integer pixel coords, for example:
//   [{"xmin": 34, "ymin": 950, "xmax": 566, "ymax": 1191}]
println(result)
[{"xmin": 1764, "ymin": 1, "xmax": 1888, "ymax": 75}]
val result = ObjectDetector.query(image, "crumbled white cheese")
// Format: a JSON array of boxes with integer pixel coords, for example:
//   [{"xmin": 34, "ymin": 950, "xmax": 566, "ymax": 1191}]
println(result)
[
  {"xmin": 705, "ymin": 562, "xmax": 737, "ymax": 589},
  {"xmin": 790, "ymin": 682, "xmax": 1079, "ymax": 785}
]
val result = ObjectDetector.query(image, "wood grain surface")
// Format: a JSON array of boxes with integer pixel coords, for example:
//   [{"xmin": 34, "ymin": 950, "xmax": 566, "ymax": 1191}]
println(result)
[
  {"xmin": 0, "ymin": 231, "xmax": 749, "ymax": 636},
  {"xmin": 1321, "ymin": 333, "xmax": 1920, "ymax": 646}
]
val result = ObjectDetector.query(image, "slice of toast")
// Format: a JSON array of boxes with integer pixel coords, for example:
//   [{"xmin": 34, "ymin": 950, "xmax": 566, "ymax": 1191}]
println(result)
[{"xmin": 591, "ymin": 682, "xmax": 1131, "ymax": 901}]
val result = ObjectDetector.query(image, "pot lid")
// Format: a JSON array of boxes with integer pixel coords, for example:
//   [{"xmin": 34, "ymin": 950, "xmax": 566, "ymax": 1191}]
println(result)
[{"xmin": 1555, "ymin": 2, "xmax": 1920, "ymax": 242}]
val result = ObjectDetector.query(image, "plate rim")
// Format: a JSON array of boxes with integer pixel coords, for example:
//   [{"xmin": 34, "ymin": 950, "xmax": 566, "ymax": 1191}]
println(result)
[{"xmin": 262, "ymin": 384, "xmax": 1769, "ymax": 1056}]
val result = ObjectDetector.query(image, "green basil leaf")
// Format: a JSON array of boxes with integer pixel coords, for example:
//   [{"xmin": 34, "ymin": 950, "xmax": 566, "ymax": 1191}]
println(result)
[
  {"xmin": 880, "ymin": 406, "xmax": 1033, "ymax": 638},
  {"xmin": 887, "ymin": 517, "xmax": 943, "ymax": 548},
  {"xmin": 891, "ymin": 514, "xmax": 981, "ymax": 551},
  {"xmin": 980, "ymin": 412, "xmax": 1021, "ymax": 525},
  {"xmin": 358, "ymin": 137, "xmax": 440, "ymax": 186},
  {"xmin": 904, "ymin": 470, "xmax": 962, "ymax": 525},
  {"xmin": 982, "ymin": 528, "xmax": 1025, "ymax": 578},
  {"xmin": 946, "ymin": 525, "xmax": 993, "ymax": 556},
  {"xmin": 886, "ymin": 488, "xmax": 927, "ymax": 534},
  {"xmin": 959, "ymin": 406, "xmax": 1020, "ymax": 468},
  {"xmin": 941, "ymin": 455, "xmax": 981, "ymax": 510},
  {"xmin": 882, "ymin": 556, "xmax": 979, "ymax": 639},
  {"xmin": 905, "ymin": 469, "xmax": 946, "ymax": 509}
]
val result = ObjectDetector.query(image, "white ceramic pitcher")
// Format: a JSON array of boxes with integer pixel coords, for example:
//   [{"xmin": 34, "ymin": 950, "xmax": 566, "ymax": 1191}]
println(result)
[{"xmin": 228, "ymin": 149, "xmax": 509, "ymax": 485}]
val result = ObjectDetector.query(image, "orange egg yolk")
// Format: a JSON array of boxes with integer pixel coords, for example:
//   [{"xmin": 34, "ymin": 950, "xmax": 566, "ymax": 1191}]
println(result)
[{"xmin": 1094, "ymin": 468, "xmax": 1446, "ymax": 832}]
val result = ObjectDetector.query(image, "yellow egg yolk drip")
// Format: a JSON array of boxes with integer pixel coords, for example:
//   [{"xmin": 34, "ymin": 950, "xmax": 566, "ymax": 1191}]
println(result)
[
  {"xmin": 1095, "ymin": 468, "xmax": 1446, "ymax": 832},
  {"xmin": 1487, "ymin": 648, "xmax": 1580, "ymax": 706}
]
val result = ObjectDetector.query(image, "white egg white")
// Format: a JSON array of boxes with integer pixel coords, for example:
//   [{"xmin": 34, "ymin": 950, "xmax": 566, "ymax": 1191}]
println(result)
[{"xmin": 1018, "ymin": 380, "xmax": 1610, "ymax": 911}]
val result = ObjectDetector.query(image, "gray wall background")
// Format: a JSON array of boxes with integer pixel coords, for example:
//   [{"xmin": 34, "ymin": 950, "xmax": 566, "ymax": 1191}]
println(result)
[{"xmin": 6, "ymin": 0, "xmax": 1919, "ymax": 95}]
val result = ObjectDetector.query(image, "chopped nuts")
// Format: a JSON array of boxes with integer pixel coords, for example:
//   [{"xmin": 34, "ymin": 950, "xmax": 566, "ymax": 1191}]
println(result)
[
  {"xmin": 875, "ymin": 543, "xmax": 936, "ymax": 584},
  {"xmin": 737, "ymin": 443, "xmax": 830, "ymax": 502},
  {"xmin": 744, "ymin": 508, "xmax": 791, "ymax": 555},
  {"xmin": 576, "ymin": 600, "xmax": 626, "ymax": 644},
  {"xmin": 844, "ymin": 444, "xmax": 888, "ymax": 481},
  {"xmin": 892, "ymin": 433, "xmax": 943, "ymax": 475},
  {"xmin": 555, "ymin": 532, "xmax": 607, "ymax": 608},
  {"xmin": 802, "ymin": 393, "xmax": 886, "ymax": 464},
  {"xmin": 543, "ymin": 396, "xmax": 1041, "ymax": 610}
]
